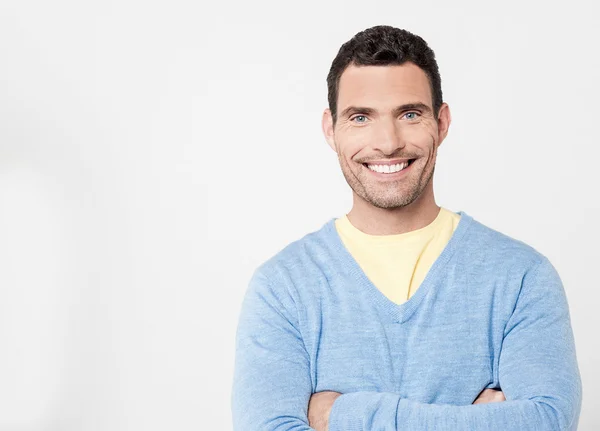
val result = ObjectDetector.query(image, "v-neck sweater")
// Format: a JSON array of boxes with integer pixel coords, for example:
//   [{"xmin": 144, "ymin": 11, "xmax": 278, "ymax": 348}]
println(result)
[{"xmin": 231, "ymin": 211, "xmax": 582, "ymax": 430}]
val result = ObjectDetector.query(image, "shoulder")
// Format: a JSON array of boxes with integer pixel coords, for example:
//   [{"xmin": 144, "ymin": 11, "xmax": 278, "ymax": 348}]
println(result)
[
  {"xmin": 460, "ymin": 212, "xmax": 549, "ymax": 272},
  {"xmin": 458, "ymin": 213, "xmax": 567, "ymax": 313},
  {"xmin": 250, "ymin": 219, "xmax": 335, "ymax": 293}
]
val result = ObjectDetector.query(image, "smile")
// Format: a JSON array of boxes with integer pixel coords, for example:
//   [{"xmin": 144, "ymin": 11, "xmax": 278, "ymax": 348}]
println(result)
[{"xmin": 363, "ymin": 159, "xmax": 416, "ymax": 175}]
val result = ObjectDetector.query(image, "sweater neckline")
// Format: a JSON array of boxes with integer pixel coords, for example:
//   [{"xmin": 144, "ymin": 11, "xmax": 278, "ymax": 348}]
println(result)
[
  {"xmin": 336, "ymin": 206, "xmax": 449, "ymax": 245},
  {"xmin": 322, "ymin": 210, "xmax": 474, "ymax": 323}
]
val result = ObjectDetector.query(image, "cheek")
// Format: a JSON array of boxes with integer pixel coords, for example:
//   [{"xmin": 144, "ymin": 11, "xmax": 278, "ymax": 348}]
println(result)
[
  {"xmin": 338, "ymin": 132, "xmax": 368, "ymax": 159},
  {"xmin": 406, "ymin": 125, "xmax": 436, "ymax": 151},
  {"xmin": 406, "ymin": 123, "xmax": 433, "ymax": 140}
]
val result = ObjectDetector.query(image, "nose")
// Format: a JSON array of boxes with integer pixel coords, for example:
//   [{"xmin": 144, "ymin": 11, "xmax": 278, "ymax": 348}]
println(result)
[{"xmin": 373, "ymin": 117, "xmax": 406, "ymax": 155}]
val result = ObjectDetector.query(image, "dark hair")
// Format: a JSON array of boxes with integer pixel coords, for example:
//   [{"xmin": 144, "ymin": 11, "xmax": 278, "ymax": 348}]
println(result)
[{"xmin": 326, "ymin": 25, "xmax": 443, "ymax": 125}]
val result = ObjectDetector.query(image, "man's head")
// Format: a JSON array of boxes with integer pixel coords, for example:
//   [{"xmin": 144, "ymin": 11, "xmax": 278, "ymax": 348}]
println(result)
[{"xmin": 322, "ymin": 25, "xmax": 451, "ymax": 211}]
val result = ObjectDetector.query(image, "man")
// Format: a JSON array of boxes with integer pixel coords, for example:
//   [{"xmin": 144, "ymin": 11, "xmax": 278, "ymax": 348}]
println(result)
[{"xmin": 231, "ymin": 25, "xmax": 582, "ymax": 430}]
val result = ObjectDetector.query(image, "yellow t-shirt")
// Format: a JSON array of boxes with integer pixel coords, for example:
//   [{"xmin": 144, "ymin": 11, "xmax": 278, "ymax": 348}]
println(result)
[{"xmin": 334, "ymin": 207, "xmax": 461, "ymax": 305}]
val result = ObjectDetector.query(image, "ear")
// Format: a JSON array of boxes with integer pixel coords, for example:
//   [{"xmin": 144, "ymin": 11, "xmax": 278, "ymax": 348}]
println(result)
[
  {"xmin": 322, "ymin": 108, "xmax": 337, "ymax": 153},
  {"xmin": 436, "ymin": 103, "xmax": 451, "ymax": 147}
]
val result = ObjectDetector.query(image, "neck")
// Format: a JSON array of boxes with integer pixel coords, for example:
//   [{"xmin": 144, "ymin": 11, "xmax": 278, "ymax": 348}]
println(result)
[{"xmin": 346, "ymin": 185, "xmax": 440, "ymax": 235}]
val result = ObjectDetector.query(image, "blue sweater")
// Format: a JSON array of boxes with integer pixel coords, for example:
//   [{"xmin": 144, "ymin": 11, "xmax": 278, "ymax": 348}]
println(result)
[{"xmin": 231, "ymin": 211, "xmax": 582, "ymax": 430}]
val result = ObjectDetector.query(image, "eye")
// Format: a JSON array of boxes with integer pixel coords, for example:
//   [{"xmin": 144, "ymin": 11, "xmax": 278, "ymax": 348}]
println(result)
[
  {"xmin": 350, "ymin": 115, "xmax": 368, "ymax": 123},
  {"xmin": 403, "ymin": 111, "xmax": 420, "ymax": 120}
]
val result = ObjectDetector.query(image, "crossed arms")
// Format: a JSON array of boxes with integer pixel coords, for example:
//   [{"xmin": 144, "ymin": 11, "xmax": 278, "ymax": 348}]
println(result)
[{"xmin": 231, "ymin": 257, "xmax": 582, "ymax": 430}]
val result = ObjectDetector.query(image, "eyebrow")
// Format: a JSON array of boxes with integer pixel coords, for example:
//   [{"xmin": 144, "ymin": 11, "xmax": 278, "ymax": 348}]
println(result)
[{"xmin": 340, "ymin": 102, "xmax": 433, "ymax": 119}]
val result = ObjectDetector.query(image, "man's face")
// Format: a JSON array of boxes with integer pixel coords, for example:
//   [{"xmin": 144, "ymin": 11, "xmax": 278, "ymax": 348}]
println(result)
[{"xmin": 323, "ymin": 62, "xmax": 450, "ymax": 210}]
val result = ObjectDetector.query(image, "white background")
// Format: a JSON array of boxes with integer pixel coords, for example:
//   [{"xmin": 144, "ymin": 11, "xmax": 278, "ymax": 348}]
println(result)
[{"xmin": 0, "ymin": 0, "xmax": 598, "ymax": 429}]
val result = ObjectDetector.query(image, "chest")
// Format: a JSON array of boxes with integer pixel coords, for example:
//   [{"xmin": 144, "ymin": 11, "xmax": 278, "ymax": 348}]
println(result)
[{"xmin": 310, "ymin": 298, "xmax": 497, "ymax": 405}]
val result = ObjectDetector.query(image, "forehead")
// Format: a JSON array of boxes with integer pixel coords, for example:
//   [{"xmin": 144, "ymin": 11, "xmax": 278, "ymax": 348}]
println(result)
[{"xmin": 337, "ymin": 63, "xmax": 432, "ymax": 109}]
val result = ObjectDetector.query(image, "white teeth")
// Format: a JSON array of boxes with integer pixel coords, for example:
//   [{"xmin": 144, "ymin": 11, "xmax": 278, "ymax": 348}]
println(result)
[{"xmin": 367, "ymin": 161, "xmax": 409, "ymax": 173}]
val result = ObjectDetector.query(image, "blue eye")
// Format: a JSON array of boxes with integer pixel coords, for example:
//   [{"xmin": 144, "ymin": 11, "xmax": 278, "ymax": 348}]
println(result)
[
  {"xmin": 404, "ymin": 112, "xmax": 419, "ymax": 120},
  {"xmin": 352, "ymin": 115, "xmax": 367, "ymax": 123}
]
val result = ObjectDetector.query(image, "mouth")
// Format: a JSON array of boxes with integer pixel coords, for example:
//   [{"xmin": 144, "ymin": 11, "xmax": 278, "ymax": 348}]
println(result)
[{"xmin": 362, "ymin": 159, "xmax": 417, "ymax": 178}]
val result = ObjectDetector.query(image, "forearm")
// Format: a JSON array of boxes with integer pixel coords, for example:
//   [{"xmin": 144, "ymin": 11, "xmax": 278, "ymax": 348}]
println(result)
[{"xmin": 329, "ymin": 391, "xmax": 580, "ymax": 431}]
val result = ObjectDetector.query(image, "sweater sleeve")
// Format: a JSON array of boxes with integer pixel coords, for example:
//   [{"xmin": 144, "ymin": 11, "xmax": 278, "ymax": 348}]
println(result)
[
  {"xmin": 231, "ymin": 269, "xmax": 315, "ymax": 431},
  {"xmin": 328, "ymin": 257, "xmax": 583, "ymax": 431}
]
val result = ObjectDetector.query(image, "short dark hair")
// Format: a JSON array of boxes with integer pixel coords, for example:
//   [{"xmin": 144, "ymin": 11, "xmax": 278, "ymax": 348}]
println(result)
[{"xmin": 326, "ymin": 25, "xmax": 443, "ymax": 125}]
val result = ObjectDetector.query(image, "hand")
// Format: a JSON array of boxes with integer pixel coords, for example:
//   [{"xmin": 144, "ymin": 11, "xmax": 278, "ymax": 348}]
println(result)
[
  {"xmin": 307, "ymin": 391, "xmax": 342, "ymax": 431},
  {"xmin": 473, "ymin": 388, "xmax": 506, "ymax": 404}
]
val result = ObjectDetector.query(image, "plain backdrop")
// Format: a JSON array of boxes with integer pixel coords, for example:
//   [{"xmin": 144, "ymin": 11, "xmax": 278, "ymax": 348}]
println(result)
[{"xmin": 0, "ymin": 0, "xmax": 598, "ymax": 429}]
